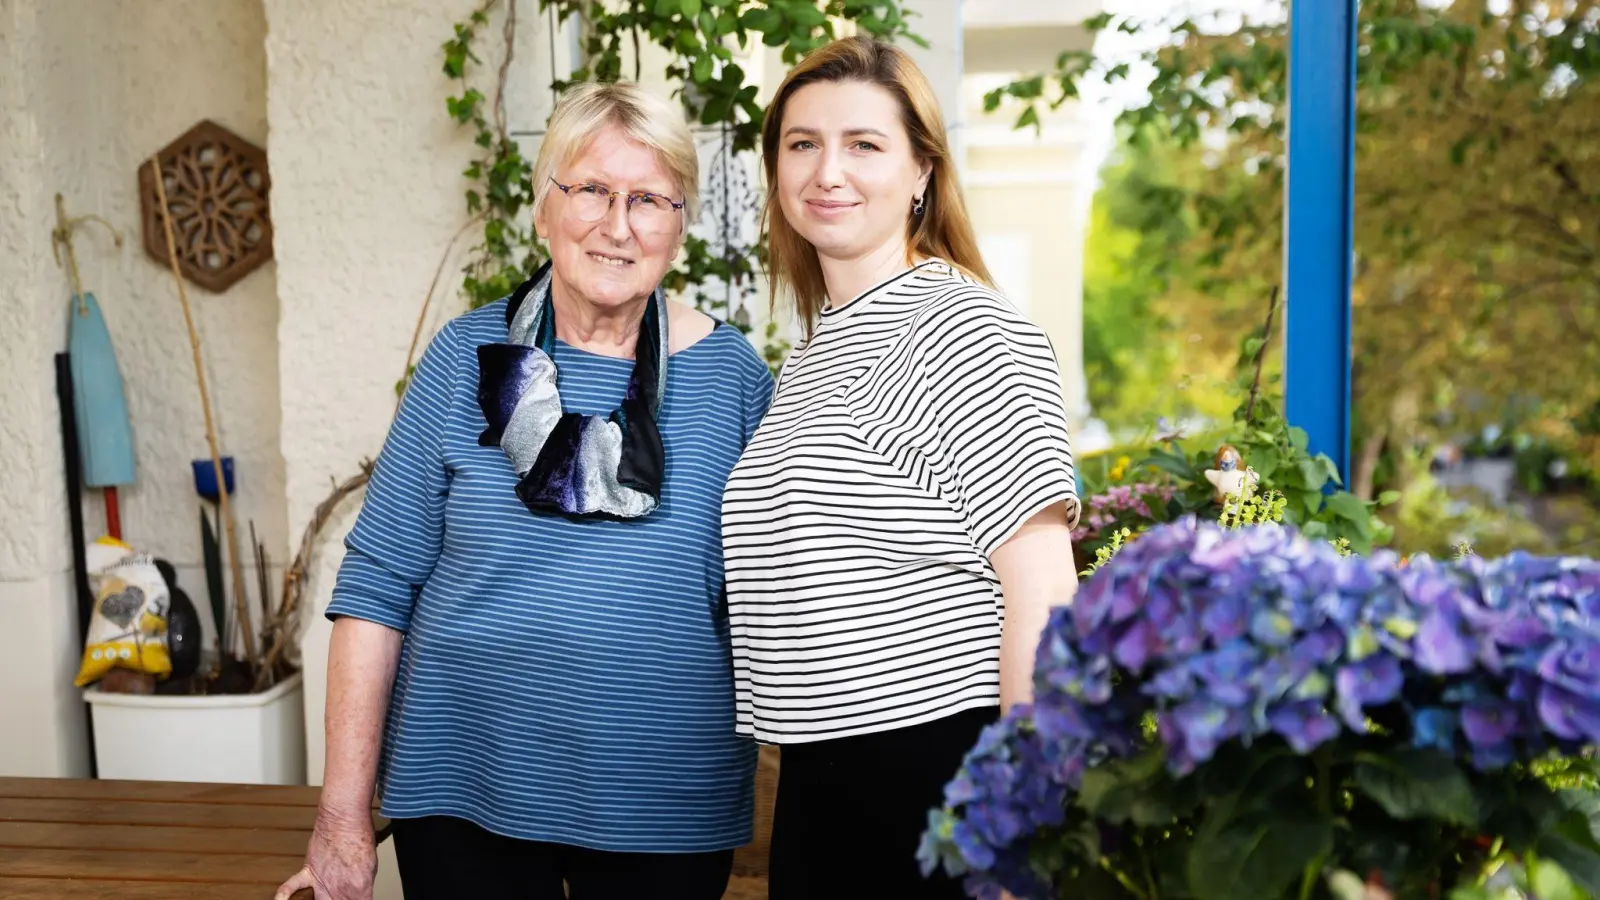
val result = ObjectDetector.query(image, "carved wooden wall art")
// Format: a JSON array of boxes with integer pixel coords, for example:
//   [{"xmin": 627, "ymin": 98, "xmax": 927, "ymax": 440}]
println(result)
[{"xmin": 138, "ymin": 120, "xmax": 272, "ymax": 292}]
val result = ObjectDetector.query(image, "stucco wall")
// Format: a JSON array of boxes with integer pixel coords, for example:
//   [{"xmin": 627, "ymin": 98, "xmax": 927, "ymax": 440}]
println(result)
[
  {"xmin": 0, "ymin": 0, "xmax": 281, "ymax": 778},
  {"xmin": 263, "ymin": 0, "xmax": 486, "ymax": 790},
  {"xmin": 1, "ymin": 2, "xmax": 82, "ymax": 777}
]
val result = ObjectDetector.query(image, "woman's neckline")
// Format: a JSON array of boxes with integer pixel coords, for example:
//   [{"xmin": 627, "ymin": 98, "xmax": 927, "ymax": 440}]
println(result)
[
  {"xmin": 819, "ymin": 258, "xmax": 950, "ymax": 323},
  {"xmin": 554, "ymin": 323, "xmax": 723, "ymax": 361}
]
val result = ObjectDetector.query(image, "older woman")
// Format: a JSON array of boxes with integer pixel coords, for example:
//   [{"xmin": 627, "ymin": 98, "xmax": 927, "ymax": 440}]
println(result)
[
  {"xmin": 275, "ymin": 82, "xmax": 772, "ymax": 900},
  {"xmin": 722, "ymin": 37, "xmax": 1081, "ymax": 897}
]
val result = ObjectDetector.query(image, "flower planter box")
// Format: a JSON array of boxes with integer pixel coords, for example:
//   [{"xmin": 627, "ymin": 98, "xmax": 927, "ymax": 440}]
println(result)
[{"xmin": 83, "ymin": 673, "xmax": 306, "ymax": 785}]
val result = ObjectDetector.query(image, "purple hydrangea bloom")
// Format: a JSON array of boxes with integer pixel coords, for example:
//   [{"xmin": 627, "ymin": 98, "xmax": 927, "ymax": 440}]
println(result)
[
  {"xmin": 1460, "ymin": 699, "xmax": 1521, "ymax": 748},
  {"xmin": 922, "ymin": 517, "xmax": 1600, "ymax": 897},
  {"xmin": 1267, "ymin": 699, "xmax": 1342, "ymax": 753},
  {"xmin": 1336, "ymin": 652, "xmax": 1403, "ymax": 730},
  {"xmin": 1416, "ymin": 600, "xmax": 1478, "ymax": 674},
  {"xmin": 1536, "ymin": 684, "xmax": 1600, "ymax": 742},
  {"xmin": 1538, "ymin": 634, "xmax": 1600, "ymax": 696}
]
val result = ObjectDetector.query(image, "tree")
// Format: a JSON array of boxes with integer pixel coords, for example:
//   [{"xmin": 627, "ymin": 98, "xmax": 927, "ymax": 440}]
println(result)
[
  {"xmin": 1082, "ymin": 126, "xmax": 1261, "ymax": 433},
  {"xmin": 1000, "ymin": 0, "xmax": 1600, "ymax": 498}
]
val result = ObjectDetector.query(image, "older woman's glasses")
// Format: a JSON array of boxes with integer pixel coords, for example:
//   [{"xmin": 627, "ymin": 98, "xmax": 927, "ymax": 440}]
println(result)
[{"xmin": 549, "ymin": 177, "xmax": 684, "ymax": 236}]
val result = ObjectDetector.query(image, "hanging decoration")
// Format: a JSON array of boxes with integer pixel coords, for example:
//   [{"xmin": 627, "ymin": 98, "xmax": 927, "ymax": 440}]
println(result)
[{"xmin": 137, "ymin": 120, "xmax": 272, "ymax": 293}]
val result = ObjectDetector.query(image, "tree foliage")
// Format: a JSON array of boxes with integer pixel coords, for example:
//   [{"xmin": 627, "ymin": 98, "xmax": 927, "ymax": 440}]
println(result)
[
  {"xmin": 444, "ymin": 0, "xmax": 922, "ymax": 312},
  {"xmin": 1013, "ymin": 1, "xmax": 1600, "ymax": 496}
]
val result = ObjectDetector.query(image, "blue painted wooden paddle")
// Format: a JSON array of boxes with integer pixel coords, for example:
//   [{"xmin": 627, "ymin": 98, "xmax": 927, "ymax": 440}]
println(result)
[{"xmin": 55, "ymin": 196, "xmax": 134, "ymax": 538}]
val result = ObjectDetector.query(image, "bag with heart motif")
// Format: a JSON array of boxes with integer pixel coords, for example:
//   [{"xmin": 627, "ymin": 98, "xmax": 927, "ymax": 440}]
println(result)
[{"xmin": 74, "ymin": 537, "xmax": 173, "ymax": 687}]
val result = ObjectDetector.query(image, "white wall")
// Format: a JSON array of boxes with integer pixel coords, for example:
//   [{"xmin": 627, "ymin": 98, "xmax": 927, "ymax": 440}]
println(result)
[
  {"xmin": 264, "ymin": 0, "xmax": 485, "ymax": 788},
  {"xmin": 0, "ymin": 0, "xmax": 282, "ymax": 779},
  {"xmin": 961, "ymin": 2, "xmax": 1101, "ymax": 427},
  {"xmin": 0, "ymin": 3, "xmax": 84, "ymax": 779},
  {"xmin": 263, "ymin": 4, "xmax": 487, "ymax": 892}
]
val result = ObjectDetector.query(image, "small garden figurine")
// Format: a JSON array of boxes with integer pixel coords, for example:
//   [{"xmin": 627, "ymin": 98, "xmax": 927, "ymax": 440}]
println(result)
[{"xmin": 1203, "ymin": 442, "xmax": 1259, "ymax": 503}]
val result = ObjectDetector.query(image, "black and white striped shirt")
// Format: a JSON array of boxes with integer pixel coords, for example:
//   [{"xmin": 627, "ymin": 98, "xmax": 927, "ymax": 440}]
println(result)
[{"xmin": 721, "ymin": 259, "xmax": 1081, "ymax": 744}]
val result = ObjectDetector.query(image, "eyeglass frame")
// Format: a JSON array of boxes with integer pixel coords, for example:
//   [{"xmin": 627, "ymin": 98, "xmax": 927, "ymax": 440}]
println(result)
[{"xmin": 547, "ymin": 176, "xmax": 686, "ymax": 226}]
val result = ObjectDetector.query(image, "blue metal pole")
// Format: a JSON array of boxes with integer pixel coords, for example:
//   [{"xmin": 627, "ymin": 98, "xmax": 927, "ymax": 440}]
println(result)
[{"xmin": 1284, "ymin": 0, "xmax": 1357, "ymax": 486}]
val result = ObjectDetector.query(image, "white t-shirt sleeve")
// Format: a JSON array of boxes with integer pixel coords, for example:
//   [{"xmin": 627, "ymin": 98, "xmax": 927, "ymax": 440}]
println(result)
[{"xmin": 915, "ymin": 300, "xmax": 1081, "ymax": 557}]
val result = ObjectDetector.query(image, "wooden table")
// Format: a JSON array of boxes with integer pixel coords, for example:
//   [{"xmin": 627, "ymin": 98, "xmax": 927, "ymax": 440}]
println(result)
[{"xmin": 0, "ymin": 776, "xmax": 388, "ymax": 899}]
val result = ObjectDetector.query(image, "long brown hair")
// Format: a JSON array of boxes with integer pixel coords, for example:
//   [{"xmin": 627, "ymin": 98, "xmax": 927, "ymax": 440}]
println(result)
[{"xmin": 762, "ymin": 35, "xmax": 993, "ymax": 336}]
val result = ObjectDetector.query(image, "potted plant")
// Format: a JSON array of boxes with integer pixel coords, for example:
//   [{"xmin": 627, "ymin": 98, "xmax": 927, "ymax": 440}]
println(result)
[
  {"xmin": 918, "ymin": 516, "xmax": 1600, "ymax": 899},
  {"xmin": 78, "ymin": 461, "xmax": 372, "ymax": 785}
]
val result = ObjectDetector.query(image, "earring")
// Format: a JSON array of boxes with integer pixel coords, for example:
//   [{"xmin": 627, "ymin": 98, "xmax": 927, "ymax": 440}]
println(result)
[{"xmin": 912, "ymin": 195, "xmax": 925, "ymax": 216}]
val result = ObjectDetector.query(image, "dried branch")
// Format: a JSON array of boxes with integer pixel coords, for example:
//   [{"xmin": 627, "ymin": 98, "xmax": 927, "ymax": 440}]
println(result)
[
  {"xmin": 1245, "ymin": 284, "xmax": 1281, "ymax": 424},
  {"xmin": 254, "ymin": 459, "xmax": 376, "ymax": 691}
]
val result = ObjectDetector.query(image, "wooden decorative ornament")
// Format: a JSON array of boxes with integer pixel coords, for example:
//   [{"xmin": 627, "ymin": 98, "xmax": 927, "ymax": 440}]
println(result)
[{"xmin": 138, "ymin": 120, "xmax": 272, "ymax": 292}]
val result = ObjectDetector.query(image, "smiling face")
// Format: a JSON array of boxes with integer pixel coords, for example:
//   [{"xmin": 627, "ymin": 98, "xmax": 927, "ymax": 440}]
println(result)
[
  {"xmin": 775, "ymin": 80, "xmax": 931, "ymax": 266},
  {"xmin": 534, "ymin": 123, "xmax": 684, "ymax": 311}
]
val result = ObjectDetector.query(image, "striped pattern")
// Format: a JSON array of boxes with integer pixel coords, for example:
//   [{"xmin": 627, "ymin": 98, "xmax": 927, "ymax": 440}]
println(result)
[
  {"xmin": 326, "ymin": 300, "xmax": 772, "ymax": 852},
  {"xmin": 722, "ymin": 260, "xmax": 1080, "ymax": 744}
]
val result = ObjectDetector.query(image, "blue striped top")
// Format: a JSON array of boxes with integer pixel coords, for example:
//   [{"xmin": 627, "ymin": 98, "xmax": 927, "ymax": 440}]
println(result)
[{"xmin": 325, "ymin": 299, "xmax": 773, "ymax": 852}]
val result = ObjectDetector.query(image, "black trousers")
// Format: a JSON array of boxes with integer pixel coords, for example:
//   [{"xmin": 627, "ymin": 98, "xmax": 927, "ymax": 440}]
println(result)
[
  {"xmin": 392, "ymin": 815, "xmax": 734, "ymax": 900},
  {"xmin": 769, "ymin": 706, "xmax": 1000, "ymax": 899}
]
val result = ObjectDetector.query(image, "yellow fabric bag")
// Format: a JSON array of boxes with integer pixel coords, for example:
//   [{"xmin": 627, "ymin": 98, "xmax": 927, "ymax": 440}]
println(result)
[{"xmin": 74, "ymin": 537, "xmax": 172, "ymax": 687}]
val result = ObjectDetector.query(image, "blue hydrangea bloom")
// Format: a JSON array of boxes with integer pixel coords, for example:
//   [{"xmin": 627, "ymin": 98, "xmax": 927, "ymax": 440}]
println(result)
[{"xmin": 919, "ymin": 517, "xmax": 1600, "ymax": 898}]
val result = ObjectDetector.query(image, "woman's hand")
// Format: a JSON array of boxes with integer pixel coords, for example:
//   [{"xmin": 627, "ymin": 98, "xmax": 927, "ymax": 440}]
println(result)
[
  {"xmin": 273, "ymin": 812, "xmax": 377, "ymax": 900},
  {"xmin": 276, "ymin": 617, "xmax": 403, "ymax": 899}
]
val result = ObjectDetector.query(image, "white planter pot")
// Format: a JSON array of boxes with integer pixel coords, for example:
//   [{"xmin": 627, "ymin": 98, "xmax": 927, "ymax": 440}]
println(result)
[{"xmin": 83, "ymin": 672, "xmax": 307, "ymax": 785}]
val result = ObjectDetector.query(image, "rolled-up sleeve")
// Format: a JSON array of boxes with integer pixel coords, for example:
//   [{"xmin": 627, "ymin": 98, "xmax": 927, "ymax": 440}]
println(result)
[
  {"xmin": 915, "ymin": 305, "xmax": 1081, "ymax": 558},
  {"xmin": 325, "ymin": 324, "xmax": 460, "ymax": 633}
]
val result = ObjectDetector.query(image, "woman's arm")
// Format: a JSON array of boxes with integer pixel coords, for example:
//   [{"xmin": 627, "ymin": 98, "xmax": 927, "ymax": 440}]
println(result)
[
  {"xmin": 318, "ymin": 618, "xmax": 404, "ymax": 829},
  {"xmin": 992, "ymin": 501, "xmax": 1078, "ymax": 711},
  {"xmin": 277, "ymin": 323, "xmax": 460, "ymax": 899},
  {"xmin": 274, "ymin": 618, "xmax": 403, "ymax": 900}
]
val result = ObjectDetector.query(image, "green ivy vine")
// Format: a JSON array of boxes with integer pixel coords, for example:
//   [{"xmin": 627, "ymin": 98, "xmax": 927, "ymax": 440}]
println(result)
[{"xmin": 440, "ymin": 0, "xmax": 922, "ymax": 364}]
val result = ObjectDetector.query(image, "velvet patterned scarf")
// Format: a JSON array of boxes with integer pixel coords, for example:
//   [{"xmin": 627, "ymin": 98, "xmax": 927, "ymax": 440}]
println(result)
[{"xmin": 475, "ymin": 262, "xmax": 667, "ymax": 520}]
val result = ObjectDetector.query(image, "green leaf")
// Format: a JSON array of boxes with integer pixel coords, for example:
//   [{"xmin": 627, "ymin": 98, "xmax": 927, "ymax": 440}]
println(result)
[
  {"xmin": 1325, "ymin": 869, "xmax": 1368, "ymax": 900},
  {"xmin": 1560, "ymin": 786, "xmax": 1600, "ymax": 836},
  {"xmin": 789, "ymin": 3, "xmax": 826, "ymax": 27},
  {"xmin": 691, "ymin": 54, "xmax": 714, "ymax": 82},
  {"xmin": 1076, "ymin": 747, "xmax": 1190, "ymax": 825},
  {"xmin": 701, "ymin": 94, "xmax": 733, "ymax": 125},
  {"xmin": 1352, "ymin": 748, "xmax": 1476, "ymax": 826},
  {"xmin": 1536, "ymin": 809, "xmax": 1600, "ymax": 895},
  {"xmin": 740, "ymin": 7, "xmax": 780, "ymax": 32},
  {"xmin": 680, "ymin": 0, "xmax": 701, "ymax": 17},
  {"xmin": 1318, "ymin": 454, "xmax": 1343, "ymax": 487},
  {"xmin": 1531, "ymin": 858, "xmax": 1584, "ymax": 900},
  {"xmin": 1297, "ymin": 458, "xmax": 1326, "ymax": 491},
  {"xmin": 1250, "ymin": 444, "xmax": 1281, "ymax": 480},
  {"xmin": 1377, "ymin": 489, "xmax": 1403, "ymax": 507},
  {"xmin": 1188, "ymin": 806, "xmax": 1333, "ymax": 900},
  {"xmin": 1016, "ymin": 105, "xmax": 1041, "ymax": 132},
  {"xmin": 1324, "ymin": 491, "xmax": 1370, "ymax": 524},
  {"xmin": 1136, "ymin": 449, "xmax": 1196, "ymax": 480}
]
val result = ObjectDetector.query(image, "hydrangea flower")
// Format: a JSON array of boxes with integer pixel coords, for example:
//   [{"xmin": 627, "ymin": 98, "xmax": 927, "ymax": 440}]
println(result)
[
  {"xmin": 919, "ymin": 516, "xmax": 1600, "ymax": 897},
  {"xmin": 1072, "ymin": 482, "xmax": 1177, "ymax": 545}
]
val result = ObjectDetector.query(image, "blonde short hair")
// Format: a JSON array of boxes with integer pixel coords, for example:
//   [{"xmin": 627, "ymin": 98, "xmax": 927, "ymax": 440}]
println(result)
[{"xmin": 531, "ymin": 81, "xmax": 700, "ymax": 227}]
